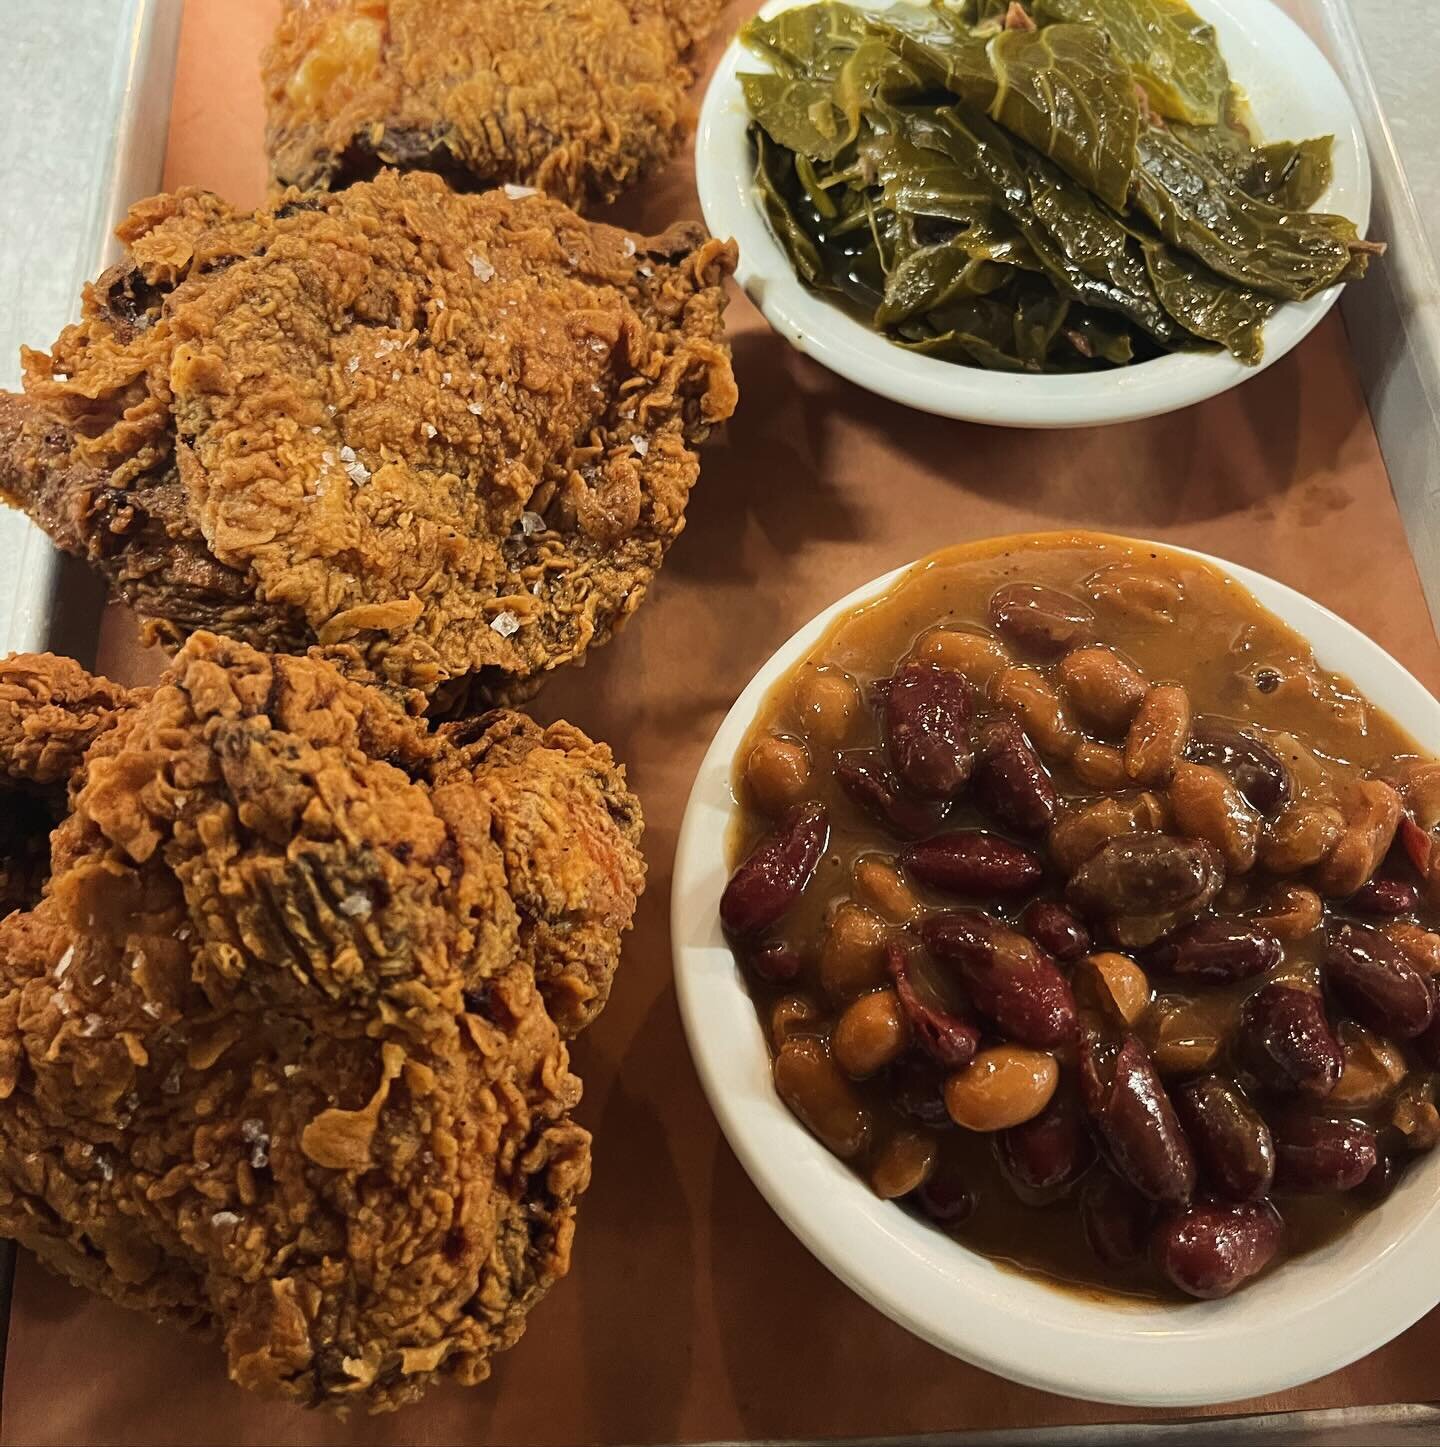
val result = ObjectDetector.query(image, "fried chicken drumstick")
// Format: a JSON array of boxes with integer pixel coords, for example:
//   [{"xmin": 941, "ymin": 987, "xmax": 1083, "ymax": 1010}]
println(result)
[
  {"xmin": 0, "ymin": 171, "xmax": 737, "ymax": 701},
  {"xmin": 0, "ymin": 633, "xmax": 644, "ymax": 1412},
  {"xmin": 263, "ymin": 0, "xmax": 726, "ymax": 205}
]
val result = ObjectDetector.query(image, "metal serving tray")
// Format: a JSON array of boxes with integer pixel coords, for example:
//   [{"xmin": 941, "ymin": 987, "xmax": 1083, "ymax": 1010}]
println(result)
[{"xmin": 0, "ymin": 0, "xmax": 1436, "ymax": 1441}]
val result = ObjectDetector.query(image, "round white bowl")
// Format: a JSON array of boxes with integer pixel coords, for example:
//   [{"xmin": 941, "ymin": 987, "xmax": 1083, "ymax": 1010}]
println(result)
[
  {"xmin": 696, "ymin": 0, "xmax": 1373, "ymax": 429},
  {"xmin": 672, "ymin": 535, "xmax": 1440, "ymax": 1407}
]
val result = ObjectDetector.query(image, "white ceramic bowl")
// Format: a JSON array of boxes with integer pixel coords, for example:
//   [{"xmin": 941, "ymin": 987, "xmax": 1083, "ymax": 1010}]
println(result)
[
  {"xmin": 696, "ymin": 0, "xmax": 1373, "ymax": 429},
  {"xmin": 672, "ymin": 535, "xmax": 1440, "ymax": 1407}
]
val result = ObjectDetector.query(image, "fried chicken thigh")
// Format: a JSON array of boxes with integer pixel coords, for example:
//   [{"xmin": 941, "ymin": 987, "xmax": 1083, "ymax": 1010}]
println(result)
[
  {"xmin": 263, "ymin": 0, "xmax": 727, "ymax": 205},
  {"xmin": 0, "ymin": 172, "xmax": 737, "ymax": 699},
  {"xmin": 0, "ymin": 633, "xmax": 644, "ymax": 1412}
]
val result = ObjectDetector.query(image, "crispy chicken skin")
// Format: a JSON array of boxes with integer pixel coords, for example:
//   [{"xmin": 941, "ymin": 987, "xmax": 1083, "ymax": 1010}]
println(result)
[
  {"xmin": 0, "ymin": 172, "xmax": 738, "ymax": 699},
  {"xmin": 263, "ymin": 0, "xmax": 727, "ymax": 206},
  {"xmin": 0, "ymin": 634, "xmax": 644, "ymax": 1412}
]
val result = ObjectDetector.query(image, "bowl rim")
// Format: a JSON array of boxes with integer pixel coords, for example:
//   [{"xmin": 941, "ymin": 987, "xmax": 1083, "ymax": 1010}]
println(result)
[
  {"xmin": 671, "ymin": 532, "xmax": 1440, "ymax": 1407},
  {"xmin": 694, "ymin": 0, "xmax": 1375, "ymax": 429}
]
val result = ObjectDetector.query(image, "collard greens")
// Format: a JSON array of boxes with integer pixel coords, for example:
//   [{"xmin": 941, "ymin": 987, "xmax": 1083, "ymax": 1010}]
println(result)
[{"xmin": 740, "ymin": 0, "xmax": 1380, "ymax": 373}]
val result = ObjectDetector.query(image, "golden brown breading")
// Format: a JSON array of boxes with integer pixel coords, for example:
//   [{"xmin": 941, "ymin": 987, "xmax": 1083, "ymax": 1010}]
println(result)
[
  {"xmin": 263, "ymin": 0, "xmax": 727, "ymax": 206},
  {"xmin": 0, "ymin": 172, "xmax": 738, "ymax": 699},
  {"xmin": 0, "ymin": 633, "xmax": 644, "ymax": 1412}
]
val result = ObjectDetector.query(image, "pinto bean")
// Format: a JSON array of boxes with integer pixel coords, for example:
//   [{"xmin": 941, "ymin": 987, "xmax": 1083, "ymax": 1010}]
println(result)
[
  {"xmin": 721, "ymin": 803, "xmax": 829, "ymax": 938},
  {"xmin": 1253, "ymin": 883, "xmax": 1324, "ymax": 942},
  {"xmin": 911, "ymin": 628, "xmax": 1009, "ymax": 687},
  {"xmin": 993, "ymin": 666, "xmax": 1079, "ymax": 759},
  {"xmin": 1239, "ymin": 984, "xmax": 1342, "ymax": 1098},
  {"xmin": 1260, "ymin": 801, "xmax": 1345, "ymax": 875},
  {"xmin": 793, "ymin": 665, "xmax": 861, "ymax": 746},
  {"xmin": 1167, "ymin": 761, "xmax": 1261, "ymax": 873},
  {"xmin": 1125, "ymin": 685, "xmax": 1192, "ymax": 787},
  {"xmin": 881, "ymin": 663, "xmax": 975, "ymax": 800},
  {"xmin": 869, "ymin": 1130, "xmax": 939, "ymax": 1199},
  {"xmin": 1074, "ymin": 952, "xmax": 1152, "ymax": 1027},
  {"xmin": 1153, "ymin": 1200, "xmax": 1283, "ymax": 1299},
  {"xmin": 988, "ymin": 583, "xmax": 1095, "ymax": 657},
  {"xmin": 774, "ymin": 1037, "xmax": 871, "ymax": 1159},
  {"xmin": 770, "ymin": 994, "xmax": 820, "ymax": 1050},
  {"xmin": 1080, "ymin": 1030, "xmax": 1196, "ymax": 1204},
  {"xmin": 833, "ymin": 988, "xmax": 908, "ymax": 1079},
  {"xmin": 922, "ymin": 911, "xmax": 1079, "ymax": 1049},
  {"xmin": 973, "ymin": 719, "xmax": 1058, "ymax": 835},
  {"xmin": 819, "ymin": 903, "xmax": 889, "ymax": 1002},
  {"xmin": 945, "ymin": 1047, "xmax": 1059, "ymax": 1132},
  {"xmin": 1066, "ymin": 834, "xmax": 1223, "ymax": 930},
  {"xmin": 1330, "ymin": 1022, "xmax": 1408, "ymax": 1109},
  {"xmin": 1385, "ymin": 923, "xmax": 1440, "ymax": 976},
  {"xmin": 1389, "ymin": 1077, "xmax": 1440, "ymax": 1153},
  {"xmin": 1060, "ymin": 647, "xmax": 1148, "ymax": 732},
  {"xmin": 1314, "ymin": 780, "xmax": 1404, "ymax": 898},
  {"xmin": 745, "ymin": 735, "xmax": 812, "ymax": 816},
  {"xmin": 1084, "ymin": 563, "xmax": 1184, "ymax": 624},
  {"xmin": 1050, "ymin": 794, "xmax": 1167, "ymax": 875},
  {"xmin": 1173, "ymin": 1077, "xmax": 1275, "ymax": 1201},
  {"xmin": 852, "ymin": 855, "xmax": 921, "ymax": 923},
  {"xmin": 1144, "ymin": 995, "xmax": 1234, "ymax": 1078},
  {"xmin": 1072, "ymin": 740, "xmax": 1130, "ymax": 790}
]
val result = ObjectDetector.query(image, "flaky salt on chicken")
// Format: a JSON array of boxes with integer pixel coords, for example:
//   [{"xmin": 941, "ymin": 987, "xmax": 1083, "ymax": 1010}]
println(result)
[
  {"xmin": 263, "ymin": 0, "xmax": 727, "ymax": 206},
  {"xmin": 0, "ymin": 170, "xmax": 737, "ymax": 701},
  {"xmin": 0, "ymin": 633, "xmax": 644, "ymax": 1411}
]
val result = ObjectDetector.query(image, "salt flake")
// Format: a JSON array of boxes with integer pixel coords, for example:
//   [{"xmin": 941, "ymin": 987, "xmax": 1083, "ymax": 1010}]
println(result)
[
  {"xmin": 423, "ymin": 423, "xmax": 437, "ymax": 439},
  {"xmin": 211, "ymin": 1211, "xmax": 241, "ymax": 1229},
  {"xmin": 490, "ymin": 612, "xmax": 521, "ymax": 638},
  {"xmin": 503, "ymin": 183, "xmax": 538, "ymax": 199},
  {"xmin": 622, "ymin": 237, "xmax": 636, "ymax": 257},
  {"xmin": 339, "ymin": 893, "xmax": 373, "ymax": 919},
  {"xmin": 346, "ymin": 356, "xmax": 360, "ymax": 374},
  {"xmin": 519, "ymin": 511, "xmax": 545, "ymax": 536},
  {"xmin": 467, "ymin": 402, "xmax": 484, "ymax": 416},
  {"xmin": 55, "ymin": 946, "xmax": 75, "ymax": 980},
  {"xmin": 469, "ymin": 253, "xmax": 496, "ymax": 282},
  {"xmin": 631, "ymin": 435, "xmax": 649, "ymax": 457}
]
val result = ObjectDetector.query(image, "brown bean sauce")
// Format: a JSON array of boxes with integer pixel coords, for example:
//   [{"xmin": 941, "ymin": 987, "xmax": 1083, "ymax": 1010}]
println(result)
[{"xmin": 723, "ymin": 533, "xmax": 1440, "ymax": 1303}]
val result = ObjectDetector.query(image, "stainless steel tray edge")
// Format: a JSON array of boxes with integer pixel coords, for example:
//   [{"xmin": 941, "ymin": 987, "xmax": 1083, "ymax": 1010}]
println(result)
[{"xmin": 0, "ymin": 0, "xmax": 182, "ymax": 662}]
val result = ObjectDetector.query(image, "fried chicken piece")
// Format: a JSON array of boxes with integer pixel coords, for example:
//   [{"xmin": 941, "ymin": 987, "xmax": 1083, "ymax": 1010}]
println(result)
[
  {"xmin": 0, "ymin": 633, "xmax": 644, "ymax": 1412},
  {"xmin": 0, "ymin": 172, "xmax": 738, "ymax": 699},
  {"xmin": 263, "ymin": 0, "xmax": 727, "ymax": 206}
]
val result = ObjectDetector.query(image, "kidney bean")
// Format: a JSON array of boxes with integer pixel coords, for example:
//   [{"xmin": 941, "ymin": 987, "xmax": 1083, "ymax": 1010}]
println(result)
[
  {"xmin": 1146, "ymin": 918, "xmax": 1281, "ymax": 985},
  {"xmin": 887, "ymin": 942, "xmax": 981, "ymax": 1070},
  {"xmin": 1314, "ymin": 780, "xmax": 1404, "ymax": 897},
  {"xmin": 833, "ymin": 988, "xmax": 908, "ymax": 1079},
  {"xmin": 1066, "ymin": 834, "xmax": 1224, "ymax": 924},
  {"xmin": 904, "ymin": 832, "xmax": 1044, "ymax": 898},
  {"xmin": 835, "ymin": 750, "xmax": 946, "ymax": 839},
  {"xmin": 745, "ymin": 735, "xmax": 812, "ymax": 817},
  {"xmin": 1271, "ymin": 1112, "xmax": 1378, "ymax": 1192},
  {"xmin": 870, "ymin": 1130, "xmax": 938, "ymax": 1200},
  {"xmin": 973, "ymin": 719, "xmax": 1057, "ymax": 834},
  {"xmin": 889, "ymin": 1055, "xmax": 952, "ymax": 1126},
  {"xmin": 1173, "ymin": 1077, "xmax": 1275, "ymax": 1201},
  {"xmin": 1186, "ymin": 717, "xmax": 1292, "ymax": 815},
  {"xmin": 998, "ymin": 1089, "xmax": 1096, "ymax": 1202},
  {"xmin": 988, "ymin": 582, "xmax": 1095, "ymax": 658},
  {"xmin": 993, "ymin": 666, "xmax": 1079, "ymax": 759},
  {"xmin": 945, "ymin": 1047, "xmax": 1060, "ymax": 1132},
  {"xmin": 1261, "ymin": 801, "xmax": 1346, "ymax": 875},
  {"xmin": 881, "ymin": 663, "xmax": 975, "ymax": 800},
  {"xmin": 1240, "ymin": 984, "xmax": 1343, "ymax": 1098},
  {"xmin": 1416, "ymin": 982, "xmax": 1440, "ymax": 1070},
  {"xmin": 1330, "ymin": 1022, "xmax": 1408, "ymax": 1109},
  {"xmin": 1167, "ymin": 761, "xmax": 1261, "ymax": 873},
  {"xmin": 922, "ymin": 911, "xmax": 1078, "ymax": 1049},
  {"xmin": 1357, "ymin": 1152, "xmax": 1399, "ymax": 1202},
  {"xmin": 1050, "ymin": 794, "xmax": 1168, "ymax": 875},
  {"xmin": 1325, "ymin": 923, "xmax": 1434, "ymax": 1039},
  {"xmin": 1399, "ymin": 815, "xmax": 1434, "ymax": 880},
  {"xmin": 1081, "ymin": 1170, "xmax": 1154, "ymax": 1265},
  {"xmin": 915, "ymin": 1168, "xmax": 977, "ymax": 1227},
  {"xmin": 773, "ymin": 1037, "xmax": 871, "ymax": 1159},
  {"xmin": 1079, "ymin": 1031, "xmax": 1196, "ymax": 1203},
  {"xmin": 1060, "ymin": 646, "xmax": 1148, "ymax": 733},
  {"xmin": 751, "ymin": 941, "xmax": 804, "ymax": 984},
  {"xmin": 1350, "ymin": 878, "xmax": 1419, "ymax": 917},
  {"xmin": 1074, "ymin": 952, "xmax": 1152, "ymax": 1027},
  {"xmin": 1125, "ymin": 685, "xmax": 1192, "ymax": 787},
  {"xmin": 1021, "ymin": 900, "xmax": 1092, "ymax": 963},
  {"xmin": 1152, "ymin": 1199, "xmax": 1283, "ymax": 1299},
  {"xmin": 721, "ymin": 803, "xmax": 829, "ymax": 938}
]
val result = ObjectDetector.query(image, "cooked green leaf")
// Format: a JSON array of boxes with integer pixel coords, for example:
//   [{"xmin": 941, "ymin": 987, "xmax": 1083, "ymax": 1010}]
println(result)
[
  {"xmin": 865, "ymin": 8, "xmax": 998, "ymax": 109},
  {"xmin": 1034, "ymin": 0, "xmax": 1229, "ymax": 125},
  {"xmin": 1133, "ymin": 125, "xmax": 1361, "ymax": 300},
  {"xmin": 988, "ymin": 23, "xmax": 1140, "ymax": 209},
  {"xmin": 1171, "ymin": 122, "xmax": 1334, "ymax": 209},
  {"xmin": 742, "ymin": 3, "xmax": 869, "ymax": 77},
  {"xmin": 743, "ymin": 73, "xmax": 849, "ymax": 159},
  {"xmin": 752, "ymin": 125, "xmax": 830, "ymax": 287},
  {"xmin": 1063, "ymin": 309, "xmax": 1137, "ymax": 363},
  {"xmin": 1143, "ymin": 242, "xmax": 1275, "ymax": 363},
  {"xmin": 877, "ymin": 245, "xmax": 1009, "ymax": 325}
]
